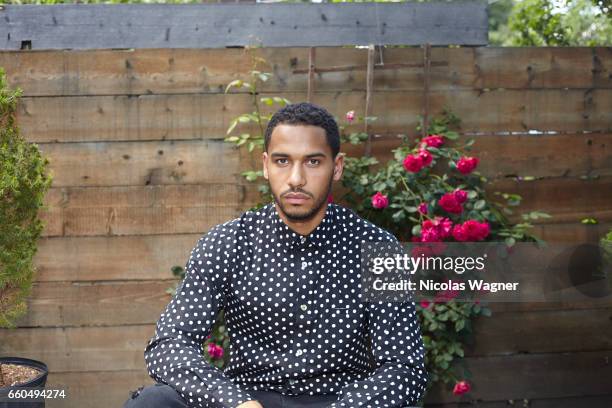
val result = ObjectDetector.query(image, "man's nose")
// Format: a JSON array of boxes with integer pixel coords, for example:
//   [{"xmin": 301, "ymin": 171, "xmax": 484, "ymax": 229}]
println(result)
[{"xmin": 287, "ymin": 162, "xmax": 306, "ymax": 188}]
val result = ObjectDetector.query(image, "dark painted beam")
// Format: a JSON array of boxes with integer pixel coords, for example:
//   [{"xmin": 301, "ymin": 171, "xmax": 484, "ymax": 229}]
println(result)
[{"xmin": 0, "ymin": 2, "xmax": 488, "ymax": 50}]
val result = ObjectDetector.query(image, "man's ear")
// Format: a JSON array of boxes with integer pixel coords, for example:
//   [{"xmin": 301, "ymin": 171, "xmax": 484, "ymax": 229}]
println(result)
[
  {"xmin": 262, "ymin": 151, "xmax": 269, "ymax": 180},
  {"xmin": 332, "ymin": 153, "xmax": 344, "ymax": 181}
]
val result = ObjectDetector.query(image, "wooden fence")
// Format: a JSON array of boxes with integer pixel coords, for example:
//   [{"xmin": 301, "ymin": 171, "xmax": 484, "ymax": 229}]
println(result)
[{"xmin": 0, "ymin": 46, "xmax": 611, "ymax": 407}]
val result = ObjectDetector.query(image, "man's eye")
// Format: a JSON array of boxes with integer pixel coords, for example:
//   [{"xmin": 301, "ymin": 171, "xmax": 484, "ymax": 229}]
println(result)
[
  {"xmin": 275, "ymin": 159, "xmax": 288, "ymax": 165},
  {"xmin": 308, "ymin": 159, "xmax": 320, "ymax": 165}
]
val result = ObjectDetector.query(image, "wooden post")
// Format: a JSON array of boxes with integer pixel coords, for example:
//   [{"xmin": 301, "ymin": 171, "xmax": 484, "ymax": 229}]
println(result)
[
  {"xmin": 421, "ymin": 43, "xmax": 431, "ymax": 139},
  {"xmin": 364, "ymin": 44, "xmax": 375, "ymax": 157},
  {"xmin": 307, "ymin": 47, "xmax": 316, "ymax": 102}
]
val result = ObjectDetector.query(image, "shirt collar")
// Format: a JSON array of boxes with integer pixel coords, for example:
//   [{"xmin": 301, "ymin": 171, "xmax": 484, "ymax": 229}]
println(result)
[{"xmin": 267, "ymin": 202, "xmax": 337, "ymax": 250}]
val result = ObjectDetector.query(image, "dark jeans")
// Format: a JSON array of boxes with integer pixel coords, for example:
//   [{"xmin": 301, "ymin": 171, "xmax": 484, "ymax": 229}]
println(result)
[{"xmin": 122, "ymin": 383, "xmax": 338, "ymax": 408}]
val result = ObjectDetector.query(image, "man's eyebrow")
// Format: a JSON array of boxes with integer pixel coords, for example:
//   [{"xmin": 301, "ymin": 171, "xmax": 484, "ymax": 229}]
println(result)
[{"xmin": 270, "ymin": 152, "xmax": 328, "ymax": 158}]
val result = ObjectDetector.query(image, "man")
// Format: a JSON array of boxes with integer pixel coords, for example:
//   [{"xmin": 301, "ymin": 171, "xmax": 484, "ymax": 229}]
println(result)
[{"xmin": 124, "ymin": 102, "xmax": 428, "ymax": 408}]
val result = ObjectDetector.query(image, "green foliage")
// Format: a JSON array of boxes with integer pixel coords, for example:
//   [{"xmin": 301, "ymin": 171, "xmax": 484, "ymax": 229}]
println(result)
[
  {"xmin": 505, "ymin": 0, "xmax": 612, "ymax": 46},
  {"xmin": 508, "ymin": 0, "xmax": 571, "ymax": 45},
  {"xmin": 0, "ymin": 67, "xmax": 52, "ymax": 329}
]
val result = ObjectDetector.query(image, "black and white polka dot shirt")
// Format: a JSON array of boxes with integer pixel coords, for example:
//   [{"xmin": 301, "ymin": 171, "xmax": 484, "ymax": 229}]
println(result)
[{"xmin": 144, "ymin": 202, "xmax": 428, "ymax": 407}]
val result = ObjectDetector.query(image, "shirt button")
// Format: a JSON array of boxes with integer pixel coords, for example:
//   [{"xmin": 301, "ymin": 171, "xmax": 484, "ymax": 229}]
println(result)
[
  {"xmin": 300, "ymin": 304, "xmax": 308, "ymax": 312},
  {"xmin": 300, "ymin": 236, "xmax": 306, "ymax": 244},
  {"xmin": 301, "ymin": 261, "xmax": 308, "ymax": 269},
  {"xmin": 288, "ymin": 379, "xmax": 297, "ymax": 385},
  {"xmin": 296, "ymin": 349, "xmax": 304, "ymax": 356}
]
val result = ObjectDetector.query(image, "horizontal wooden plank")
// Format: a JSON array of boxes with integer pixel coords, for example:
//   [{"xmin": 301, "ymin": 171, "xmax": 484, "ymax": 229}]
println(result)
[
  {"xmin": 467, "ymin": 308, "xmax": 612, "ymax": 356},
  {"xmin": 486, "ymin": 176, "xmax": 612, "ymax": 225},
  {"xmin": 359, "ymin": 133, "xmax": 612, "ymax": 180},
  {"xmin": 45, "ymin": 370, "xmax": 153, "ymax": 408},
  {"xmin": 16, "ymin": 280, "xmax": 174, "ymax": 328},
  {"xmin": 2, "ymin": 47, "xmax": 609, "ymax": 97},
  {"xmin": 0, "ymin": 3, "xmax": 488, "ymax": 50},
  {"xmin": 37, "ymin": 139, "xmax": 242, "ymax": 187},
  {"xmin": 40, "ymin": 184, "xmax": 254, "ymax": 237},
  {"xmin": 34, "ymin": 234, "xmax": 201, "ymax": 282},
  {"xmin": 40, "ymin": 183, "xmax": 257, "ymax": 237},
  {"xmin": 489, "ymin": 298, "xmax": 612, "ymax": 313},
  {"xmin": 427, "ymin": 394, "xmax": 612, "ymax": 408},
  {"xmin": 0, "ymin": 324, "xmax": 155, "ymax": 372},
  {"xmin": 531, "ymin": 222, "xmax": 612, "ymax": 244},
  {"xmin": 424, "ymin": 350, "xmax": 612, "ymax": 404},
  {"xmin": 17, "ymin": 90, "xmax": 612, "ymax": 143}
]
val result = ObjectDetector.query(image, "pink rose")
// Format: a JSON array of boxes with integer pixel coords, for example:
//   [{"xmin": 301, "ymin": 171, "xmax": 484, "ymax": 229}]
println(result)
[
  {"xmin": 420, "ymin": 300, "xmax": 431, "ymax": 309},
  {"xmin": 403, "ymin": 154, "xmax": 423, "ymax": 173},
  {"xmin": 418, "ymin": 203, "xmax": 428, "ymax": 215},
  {"xmin": 421, "ymin": 225, "xmax": 441, "ymax": 242},
  {"xmin": 207, "ymin": 343, "xmax": 224, "ymax": 359},
  {"xmin": 452, "ymin": 224, "xmax": 469, "ymax": 242},
  {"xmin": 421, "ymin": 134, "xmax": 445, "ymax": 148},
  {"xmin": 454, "ymin": 189, "xmax": 468, "ymax": 204},
  {"xmin": 418, "ymin": 149, "xmax": 433, "ymax": 167},
  {"xmin": 346, "ymin": 110, "xmax": 355, "ymax": 122},
  {"xmin": 422, "ymin": 217, "xmax": 453, "ymax": 241},
  {"xmin": 371, "ymin": 192, "xmax": 389, "ymax": 209},
  {"xmin": 456, "ymin": 156, "xmax": 479, "ymax": 174},
  {"xmin": 327, "ymin": 193, "xmax": 334, "ymax": 203},
  {"xmin": 439, "ymin": 192, "xmax": 463, "ymax": 214},
  {"xmin": 453, "ymin": 380, "xmax": 471, "ymax": 395},
  {"xmin": 452, "ymin": 220, "xmax": 490, "ymax": 242},
  {"xmin": 461, "ymin": 220, "xmax": 489, "ymax": 241}
]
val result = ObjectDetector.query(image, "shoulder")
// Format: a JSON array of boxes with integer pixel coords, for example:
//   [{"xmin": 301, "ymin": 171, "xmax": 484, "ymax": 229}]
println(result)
[
  {"xmin": 196, "ymin": 203, "xmax": 273, "ymax": 249},
  {"xmin": 332, "ymin": 204, "xmax": 398, "ymax": 244}
]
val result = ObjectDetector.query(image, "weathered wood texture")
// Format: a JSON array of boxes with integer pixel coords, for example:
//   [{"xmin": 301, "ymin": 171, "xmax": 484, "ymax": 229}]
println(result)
[
  {"xmin": 0, "ymin": 3, "xmax": 488, "ymax": 50},
  {"xmin": 0, "ymin": 46, "xmax": 611, "ymax": 408}
]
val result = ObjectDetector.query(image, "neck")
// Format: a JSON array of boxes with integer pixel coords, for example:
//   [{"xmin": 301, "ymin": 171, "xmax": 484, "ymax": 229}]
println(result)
[{"xmin": 274, "ymin": 201, "xmax": 328, "ymax": 236}]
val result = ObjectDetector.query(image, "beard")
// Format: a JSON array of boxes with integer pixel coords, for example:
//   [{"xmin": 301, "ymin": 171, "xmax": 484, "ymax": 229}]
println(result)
[{"xmin": 271, "ymin": 175, "xmax": 333, "ymax": 222}]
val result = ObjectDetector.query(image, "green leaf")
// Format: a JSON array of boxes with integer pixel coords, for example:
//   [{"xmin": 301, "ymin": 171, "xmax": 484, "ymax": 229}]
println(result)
[
  {"xmin": 392, "ymin": 211, "xmax": 405, "ymax": 222},
  {"xmin": 444, "ymin": 131, "xmax": 460, "ymax": 140},
  {"xmin": 260, "ymin": 97, "xmax": 274, "ymax": 106},
  {"xmin": 226, "ymin": 118, "xmax": 238, "ymax": 135},
  {"xmin": 474, "ymin": 200, "xmax": 486, "ymax": 210},
  {"xmin": 455, "ymin": 319, "xmax": 465, "ymax": 332},
  {"xmin": 224, "ymin": 79, "xmax": 243, "ymax": 93}
]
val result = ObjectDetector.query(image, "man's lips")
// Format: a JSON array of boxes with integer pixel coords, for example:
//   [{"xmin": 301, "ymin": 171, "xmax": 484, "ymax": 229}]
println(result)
[{"xmin": 284, "ymin": 193, "xmax": 310, "ymax": 204}]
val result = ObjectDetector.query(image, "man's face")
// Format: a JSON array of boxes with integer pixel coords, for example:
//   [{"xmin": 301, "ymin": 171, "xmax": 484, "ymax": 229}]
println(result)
[{"xmin": 263, "ymin": 124, "xmax": 343, "ymax": 222}]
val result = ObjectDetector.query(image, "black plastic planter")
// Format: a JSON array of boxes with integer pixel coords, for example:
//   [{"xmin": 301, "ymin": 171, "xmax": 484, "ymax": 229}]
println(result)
[{"xmin": 0, "ymin": 357, "xmax": 48, "ymax": 408}]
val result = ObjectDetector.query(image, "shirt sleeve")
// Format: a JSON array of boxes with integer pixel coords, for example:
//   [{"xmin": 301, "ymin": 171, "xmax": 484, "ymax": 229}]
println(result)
[
  {"xmin": 144, "ymin": 222, "xmax": 254, "ymax": 408},
  {"xmin": 330, "ymin": 300, "xmax": 429, "ymax": 408}
]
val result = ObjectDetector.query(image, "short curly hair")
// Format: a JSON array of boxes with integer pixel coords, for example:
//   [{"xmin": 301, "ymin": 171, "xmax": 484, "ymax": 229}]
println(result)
[{"xmin": 264, "ymin": 102, "xmax": 340, "ymax": 157}]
